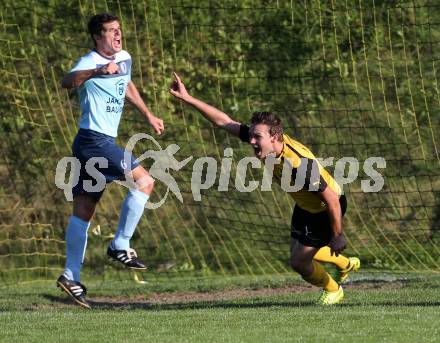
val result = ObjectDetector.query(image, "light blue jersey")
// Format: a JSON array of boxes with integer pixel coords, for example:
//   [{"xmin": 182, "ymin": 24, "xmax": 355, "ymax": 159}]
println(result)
[{"xmin": 71, "ymin": 50, "xmax": 132, "ymax": 137}]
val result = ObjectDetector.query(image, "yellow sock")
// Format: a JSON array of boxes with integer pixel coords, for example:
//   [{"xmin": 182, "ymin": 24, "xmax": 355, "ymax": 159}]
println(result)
[
  {"xmin": 314, "ymin": 246, "xmax": 350, "ymax": 270},
  {"xmin": 302, "ymin": 260, "xmax": 339, "ymax": 292}
]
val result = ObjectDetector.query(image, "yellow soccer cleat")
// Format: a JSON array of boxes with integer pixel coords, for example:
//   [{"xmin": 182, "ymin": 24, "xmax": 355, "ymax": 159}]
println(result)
[
  {"xmin": 336, "ymin": 257, "xmax": 361, "ymax": 284},
  {"xmin": 317, "ymin": 286, "xmax": 344, "ymax": 305}
]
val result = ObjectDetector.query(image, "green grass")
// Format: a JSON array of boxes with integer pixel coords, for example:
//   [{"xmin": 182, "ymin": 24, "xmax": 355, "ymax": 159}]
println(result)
[{"xmin": 1, "ymin": 272, "xmax": 439, "ymax": 342}]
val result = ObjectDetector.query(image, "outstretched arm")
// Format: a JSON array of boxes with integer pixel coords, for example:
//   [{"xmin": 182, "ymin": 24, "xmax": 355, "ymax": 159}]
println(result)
[
  {"xmin": 170, "ymin": 72, "xmax": 241, "ymax": 137},
  {"xmin": 125, "ymin": 80, "xmax": 164, "ymax": 135}
]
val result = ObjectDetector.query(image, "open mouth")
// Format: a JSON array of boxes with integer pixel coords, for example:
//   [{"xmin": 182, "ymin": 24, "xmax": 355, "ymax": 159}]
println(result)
[{"xmin": 253, "ymin": 145, "xmax": 262, "ymax": 157}]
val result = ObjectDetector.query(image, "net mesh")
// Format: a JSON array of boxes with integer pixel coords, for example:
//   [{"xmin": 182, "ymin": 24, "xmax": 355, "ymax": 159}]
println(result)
[{"xmin": 1, "ymin": 0, "xmax": 439, "ymax": 283}]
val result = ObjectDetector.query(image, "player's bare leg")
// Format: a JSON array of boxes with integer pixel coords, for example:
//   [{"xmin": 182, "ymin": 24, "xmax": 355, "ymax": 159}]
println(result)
[{"xmin": 290, "ymin": 239, "xmax": 344, "ymax": 305}]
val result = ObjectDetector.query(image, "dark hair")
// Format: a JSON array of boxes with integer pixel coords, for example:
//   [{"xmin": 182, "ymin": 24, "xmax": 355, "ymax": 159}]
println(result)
[
  {"xmin": 88, "ymin": 13, "xmax": 120, "ymax": 46},
  {"xmin": 250, "ymin": 111, "xmax": 283, "ymax": 142}
]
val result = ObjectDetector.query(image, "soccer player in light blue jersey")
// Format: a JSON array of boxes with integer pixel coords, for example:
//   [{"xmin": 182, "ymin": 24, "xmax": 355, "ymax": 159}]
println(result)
[{"xmin": 56, "ymin": 13, "xmax": 164, "ymax": 308}]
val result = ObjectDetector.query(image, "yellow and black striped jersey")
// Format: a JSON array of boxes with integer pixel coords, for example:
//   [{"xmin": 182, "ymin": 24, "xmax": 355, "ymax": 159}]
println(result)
[{"xmin": 239, "ymin": 124, "xmax": 341, "ymax": 213}]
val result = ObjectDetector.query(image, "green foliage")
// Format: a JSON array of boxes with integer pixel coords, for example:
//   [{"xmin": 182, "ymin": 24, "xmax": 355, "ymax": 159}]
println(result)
[{"xmin": 0, "ymin": 0, "xmax": 439, "ymax": 282}]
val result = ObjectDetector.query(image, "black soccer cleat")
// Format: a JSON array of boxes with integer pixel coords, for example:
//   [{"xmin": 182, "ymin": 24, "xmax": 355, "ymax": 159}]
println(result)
[
  {"xmin": 56, "ymin": 275, "xmax": 91, "ymax": 309},
  {"xmin": 107, "ymin": 246, "xmax": 148, "ymax": 270}
]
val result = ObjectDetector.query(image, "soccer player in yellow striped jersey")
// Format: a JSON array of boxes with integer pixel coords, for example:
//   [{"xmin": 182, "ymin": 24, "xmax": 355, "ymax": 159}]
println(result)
[
  {"xmin": 170, "ymin": 73, "xmax": 360, "ymax": 305},
  {"xmin": 266, "ymin": 132, "xmax": 342, "ymax": 213}
]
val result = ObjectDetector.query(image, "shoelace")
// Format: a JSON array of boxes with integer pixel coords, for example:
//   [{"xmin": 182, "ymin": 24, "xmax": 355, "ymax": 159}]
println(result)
[
  {"xmin": 114, "ymin": 248, "xmax": 139, "ymax": 264},
  {"xmin": 128, "ymin": 248, "xmax": 138, "ymax": 258}
]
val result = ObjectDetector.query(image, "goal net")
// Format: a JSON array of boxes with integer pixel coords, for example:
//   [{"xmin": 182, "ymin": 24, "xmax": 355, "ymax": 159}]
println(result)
[{"xmin": 1, "ymin": 0, "xmax": 439, "ymax": 283}]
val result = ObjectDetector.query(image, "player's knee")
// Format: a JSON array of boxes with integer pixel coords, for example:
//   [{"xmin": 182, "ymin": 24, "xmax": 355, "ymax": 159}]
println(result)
[
  {"xmin": 139, "ymin": 174, "xmax": 155, "ymax": 194},
  {"xmin": 73, "ymin": 195, "xmax": 97, "ymax": 222},
  {"xmin": 74, "ymin": 206, "xmax": 95, "ymax": 222},
  {"xmin": 290, "ymin": 258, "xmax": 302, "ymax": 273},
  {"xmin": 290, "ymin": 257, "xmax": 308, "ymax": 274}
]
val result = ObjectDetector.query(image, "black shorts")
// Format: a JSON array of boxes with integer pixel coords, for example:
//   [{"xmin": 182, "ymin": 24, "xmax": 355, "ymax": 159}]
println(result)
[{"xmin": 290, "ymin": 195, "xmax": 347, "ymax": 248}]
